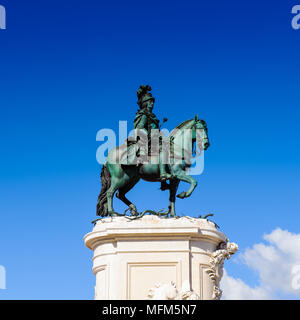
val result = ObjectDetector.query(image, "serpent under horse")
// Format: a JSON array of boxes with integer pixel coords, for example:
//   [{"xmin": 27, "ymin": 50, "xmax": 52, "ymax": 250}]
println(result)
[{"xmin": 96, "ymin": 115, "xmax": 209, "ymax": 217}]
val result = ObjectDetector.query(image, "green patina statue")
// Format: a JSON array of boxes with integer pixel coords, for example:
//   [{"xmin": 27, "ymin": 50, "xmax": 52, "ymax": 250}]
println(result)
[
  {"xmin": 130, "ymin": 85, "xmax": 172, "ymax": 180},
  {"xmin": 96, "ymin": 85, "xmax": 210, "ymax": 218}
]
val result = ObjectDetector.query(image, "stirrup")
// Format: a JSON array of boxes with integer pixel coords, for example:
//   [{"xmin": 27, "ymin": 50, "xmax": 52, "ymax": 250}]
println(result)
[{"xmin": 160, "ymin": 173, "xmax": 172, "ymax": 181}]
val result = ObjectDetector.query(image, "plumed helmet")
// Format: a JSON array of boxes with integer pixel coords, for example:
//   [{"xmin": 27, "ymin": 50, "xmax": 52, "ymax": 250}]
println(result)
[{"xmin": 137, "ymin": 85, "xmax": 155, "ymax": 107}]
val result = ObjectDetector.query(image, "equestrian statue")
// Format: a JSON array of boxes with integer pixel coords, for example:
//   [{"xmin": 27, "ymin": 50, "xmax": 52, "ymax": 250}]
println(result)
[{"xmin": 96, "ymin": 85, "xmax": 210, "ymax": 218}]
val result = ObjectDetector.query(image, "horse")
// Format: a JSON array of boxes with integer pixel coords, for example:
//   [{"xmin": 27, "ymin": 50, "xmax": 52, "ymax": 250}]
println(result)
[{"xmin": 96, "ymin": 115, "xmax": 209, "ymax": 217}]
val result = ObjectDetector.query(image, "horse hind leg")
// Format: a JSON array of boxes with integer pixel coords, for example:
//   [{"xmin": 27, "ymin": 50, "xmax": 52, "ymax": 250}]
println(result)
[
  {"xmin": 106, "ymin": 180, "xmax": 120, "ymax": 215},
  {"xmin": 116, "ymin": 178, "xmax": 140, "ymax": 215},
  {"xmin": 106, "ymin": 173, "xmax": 126, "ymax": 215},
  {"xmin": 116, "ymin": 192, "xmax": 137, "ymax": 215}
]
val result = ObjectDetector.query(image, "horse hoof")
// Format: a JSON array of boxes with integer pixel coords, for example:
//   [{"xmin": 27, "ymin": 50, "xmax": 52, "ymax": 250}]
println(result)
[
  {"xmin": 129, "ymin": 205, "xmax": 138, "ymax": 216},
  {"xmin": 107, "ymin": 211, "xmax": 119, "ymax": 217},
  {"xmin": 130, "ymin": 210, "xmax": 138, "ymax": 216},
  {"xmin": 176, "ymin": 192, "xmax": 186, "ymax": 199}
]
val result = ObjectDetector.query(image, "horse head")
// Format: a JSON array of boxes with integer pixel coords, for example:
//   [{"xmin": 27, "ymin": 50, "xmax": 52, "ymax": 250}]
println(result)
[{"xmin": 194, "ymin": 114, "xmax": 210, "ymax": 151}]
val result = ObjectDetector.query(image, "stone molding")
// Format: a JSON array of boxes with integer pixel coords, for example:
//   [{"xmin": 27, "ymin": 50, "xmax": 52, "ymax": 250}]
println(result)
[
  {"xmin": 206, "ymin": 241, "xmax": 239, "ymax": 300},
  {"xmin": 84, "ymin": 215, "xmax": 227, "ymax": 250},
  {"xmin": 84, "ymin": 215, "xmax": 237, "ymax": 300}
]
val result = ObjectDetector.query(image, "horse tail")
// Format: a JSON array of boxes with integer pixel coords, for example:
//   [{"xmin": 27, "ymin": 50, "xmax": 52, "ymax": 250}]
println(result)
[{"xmin": 96, "ymin": 165, "xmax": 111, "ymax": 216}]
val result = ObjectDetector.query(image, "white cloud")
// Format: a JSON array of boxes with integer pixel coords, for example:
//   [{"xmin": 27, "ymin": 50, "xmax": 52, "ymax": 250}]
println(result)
[
  {"xmin": 221, "ymin": 270, "xmax": 270, "ymax": 300},
  {"xmin": 220, "ymin": 228, "xmax": 300, "ymax": 299}
]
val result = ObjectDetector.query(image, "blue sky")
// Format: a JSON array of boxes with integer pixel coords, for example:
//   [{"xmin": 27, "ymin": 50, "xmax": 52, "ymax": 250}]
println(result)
[{"xmin": 0, "ymin": 0, "xmax": 299, "ymax": 299}]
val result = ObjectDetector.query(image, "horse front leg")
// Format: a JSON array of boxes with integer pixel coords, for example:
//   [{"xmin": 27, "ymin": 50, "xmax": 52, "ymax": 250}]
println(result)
[
  {"xmin": 176, "ymin": 171, "xmax": 197, "ymax": 199},
  {"xmin": 168, "ymin": 179, "xmax": 179, "ymax": 216}
]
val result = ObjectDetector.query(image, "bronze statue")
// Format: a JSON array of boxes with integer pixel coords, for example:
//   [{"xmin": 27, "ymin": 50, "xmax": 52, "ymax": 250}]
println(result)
[
  {"xmin": 128, "ymin": 85, "xmax": 172, "ymax": 180},
  {"xmin": 96, "ymin": 85, "xmax": 210, "ymax": 218}
]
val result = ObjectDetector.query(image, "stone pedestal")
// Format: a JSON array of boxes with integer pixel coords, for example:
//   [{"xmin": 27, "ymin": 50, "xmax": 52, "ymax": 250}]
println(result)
[{"xmin": 84, "ymin": 216, "xmax": 238, "ymax": 300}]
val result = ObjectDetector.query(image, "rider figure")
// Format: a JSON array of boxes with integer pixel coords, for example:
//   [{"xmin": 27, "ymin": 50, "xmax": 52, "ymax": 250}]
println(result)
[{"xmin": 134, "ymin": 85, "xmax": 172, "ymax": 181}]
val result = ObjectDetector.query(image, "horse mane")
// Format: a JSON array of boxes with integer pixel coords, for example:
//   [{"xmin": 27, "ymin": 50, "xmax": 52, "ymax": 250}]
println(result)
[{"xmin": 169, "ymin": 119, "xmax": 194, "ymax": 137}]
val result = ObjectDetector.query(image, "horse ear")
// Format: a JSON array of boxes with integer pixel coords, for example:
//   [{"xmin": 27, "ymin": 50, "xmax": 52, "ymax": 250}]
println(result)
[{"xmin": 195, "ymin": 114, "xmax": 198, "ymax": 121}]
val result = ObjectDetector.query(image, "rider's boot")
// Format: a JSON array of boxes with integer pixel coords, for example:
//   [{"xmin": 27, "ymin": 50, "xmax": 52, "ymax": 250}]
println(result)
[
  {"xmin": 159, "ymin": 149, "xmax": 172, "ymax": 181},
  {"xmin": 160, "ymin": 168, "xmax": 172, "ymax": 181},
  {"xmin": 136, "ymin": 147, "xmax": 147, "ymax": 167}
]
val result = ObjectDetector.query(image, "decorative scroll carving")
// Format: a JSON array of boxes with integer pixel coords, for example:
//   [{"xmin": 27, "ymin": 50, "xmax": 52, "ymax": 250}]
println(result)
[
  {"xmin": 148, "ymin": 280, "xmax": 200, "ymax": 300},
  {"xmin": 206, "ymin": 241, "xmax": 238, "ymax": 300}
]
